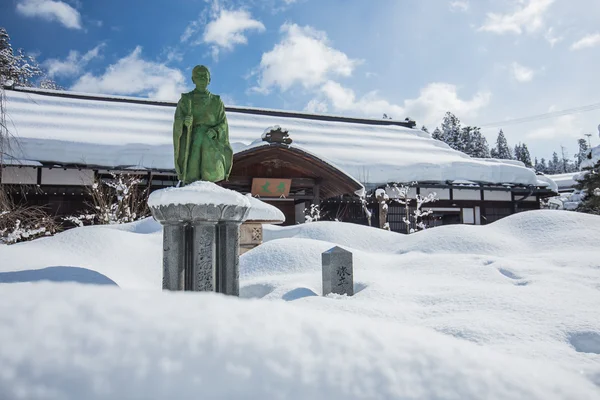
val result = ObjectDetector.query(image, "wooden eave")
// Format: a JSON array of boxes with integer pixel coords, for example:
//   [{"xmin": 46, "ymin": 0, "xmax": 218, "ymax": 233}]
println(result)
[{"xmin": 228, "ymin": 144, "xmax": 363, "ymax": 199}]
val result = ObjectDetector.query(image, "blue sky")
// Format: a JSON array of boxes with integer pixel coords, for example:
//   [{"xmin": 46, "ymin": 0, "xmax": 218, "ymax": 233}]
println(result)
[{"xmin": 2, "ymin": 0, "xmax": 600, "ymax": 160}]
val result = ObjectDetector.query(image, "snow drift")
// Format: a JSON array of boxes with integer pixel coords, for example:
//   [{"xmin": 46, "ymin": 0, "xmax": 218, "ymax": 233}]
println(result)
[{"xmin": 1, "ymin": 210, "xmax": 600, "ymax": 398}]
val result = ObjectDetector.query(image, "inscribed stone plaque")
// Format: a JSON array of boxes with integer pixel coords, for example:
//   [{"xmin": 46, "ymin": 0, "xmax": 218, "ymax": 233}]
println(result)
[{"xmin": 322, "ymin": 246, "xmax": 354, "ymax": 296}]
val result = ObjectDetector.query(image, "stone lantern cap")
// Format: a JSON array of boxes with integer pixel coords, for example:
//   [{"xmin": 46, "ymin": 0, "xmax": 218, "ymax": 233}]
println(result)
[{"xmin": 148, "ymin": 181, "xmax": 251, "ymax": 223}]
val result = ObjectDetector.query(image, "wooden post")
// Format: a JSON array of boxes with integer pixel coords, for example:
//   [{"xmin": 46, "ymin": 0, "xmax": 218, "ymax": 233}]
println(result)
[{"xmin": 313, "ymin": 183, "xmax": 321, "ymax": 206}]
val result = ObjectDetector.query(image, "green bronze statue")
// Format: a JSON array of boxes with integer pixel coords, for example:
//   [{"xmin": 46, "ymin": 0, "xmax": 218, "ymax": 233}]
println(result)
[{"xmin": 173, "ymin": 65, "xmax": 233, "ymax": 184}]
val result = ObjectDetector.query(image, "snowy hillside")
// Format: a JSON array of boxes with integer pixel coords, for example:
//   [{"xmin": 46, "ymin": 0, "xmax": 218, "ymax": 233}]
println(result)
[{"xmin": 1, "ymin": 211, "xmax": 600, "ymax": 399}]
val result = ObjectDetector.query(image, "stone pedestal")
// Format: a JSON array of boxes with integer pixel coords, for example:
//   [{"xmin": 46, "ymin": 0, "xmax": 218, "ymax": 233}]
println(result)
[{"xmin": 150, "ymin": 202, "xmax": 249, "ymax": 296}]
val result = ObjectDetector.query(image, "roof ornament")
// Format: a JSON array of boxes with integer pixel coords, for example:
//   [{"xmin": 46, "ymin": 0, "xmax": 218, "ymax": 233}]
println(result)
[{"xmin": 262, "ymin": 125, "xmax": 293, "ymax": 145}]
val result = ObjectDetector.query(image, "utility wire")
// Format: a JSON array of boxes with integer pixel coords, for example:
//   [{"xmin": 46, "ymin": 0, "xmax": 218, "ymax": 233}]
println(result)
[{"xmin": 479, "ymin": 101, "xmax": 600, "ymax": 128}]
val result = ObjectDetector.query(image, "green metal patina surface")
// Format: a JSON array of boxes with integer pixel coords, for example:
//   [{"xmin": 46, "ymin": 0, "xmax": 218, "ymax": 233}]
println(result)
[{"xmin": 173, "ymin": 65, "xmax": 233, "ymax": 184}]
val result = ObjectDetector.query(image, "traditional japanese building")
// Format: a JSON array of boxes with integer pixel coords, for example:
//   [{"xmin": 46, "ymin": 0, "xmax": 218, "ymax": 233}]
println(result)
[{"xmin": 1, "ymin": 86, "xmax": 557, "ymax": 232}]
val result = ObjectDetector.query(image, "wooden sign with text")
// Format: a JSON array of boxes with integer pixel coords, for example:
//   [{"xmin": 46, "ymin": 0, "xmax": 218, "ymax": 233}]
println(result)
[{"xmin": 251, "ymin": 178, "xmax": 292, "ymax": 198}]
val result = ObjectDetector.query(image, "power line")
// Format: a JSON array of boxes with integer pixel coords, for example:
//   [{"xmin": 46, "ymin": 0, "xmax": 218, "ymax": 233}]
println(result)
[{"xmin": 479, "ymin": 101, "xmax": 600, "ymax": 128}]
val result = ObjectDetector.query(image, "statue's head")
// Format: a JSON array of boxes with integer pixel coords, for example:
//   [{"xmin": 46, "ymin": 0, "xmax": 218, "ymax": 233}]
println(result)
[{"xmin": 192, "ymin": 65, "xmax": 211, "ymax": 90}]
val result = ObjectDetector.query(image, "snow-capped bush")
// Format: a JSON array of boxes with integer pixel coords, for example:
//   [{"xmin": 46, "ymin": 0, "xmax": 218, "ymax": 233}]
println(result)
[
  {"xmin": 66, "ymin": 173, "xmax": 150, "ymax": 226},
  {"xmin": 376, "ymin": 183, "xmax": 437, "ymax": 233},
  {"xmin": 0, "ymin": 190, "xmax": 59, "ymax": 244},
  {"xmin": 304, "ymin": 204, "xmax": 321, "ymax": 223}
]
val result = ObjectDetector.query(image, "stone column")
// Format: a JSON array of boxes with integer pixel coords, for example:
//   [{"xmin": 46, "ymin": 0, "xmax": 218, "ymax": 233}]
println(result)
[
  {"xmin": 217, "ymin": 204, "xmax": 249, "ymax": 296},
  {"xmin": 162, "ymin": 222, "xmax": 185, "ymax": 290},
  {"xmin": 191, "ymin": 221, "xmax": 217, "ymax": 291},
  {"xmin": 149, "ymin": 192, "xmax": 249, "ymax": 296}
]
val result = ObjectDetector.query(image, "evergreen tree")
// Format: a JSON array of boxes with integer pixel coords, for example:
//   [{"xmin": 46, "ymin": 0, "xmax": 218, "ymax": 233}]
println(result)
[
  {"xmin": 576, "ymin": 138, "xmax": 589, "ymax": 170},
  {"xmin": 421, "ymin": 125, "xmax": 429, "ymax": 133},
  {"xmin": 514, "ymin": 143, "xmax": 532, "ymax": 167},
  {"xmin": 440, "ymin": 112, "xmax": 464, "ymax": 152},
  {"xmin": 548, "ymin": 152, "xmax": 561, "ymax": 174},
  {"xmin": 0, "ymin": 27, "xmax": 59, "ymax": 88},
  {"xmin": 535, "ymin": 158, "xmax": 548, "ymax": 173},
  {"xmin": 432, "ymin": 127, "xmax": 442, "ymax": 141},
  {"xmin": 576, "ymin": 159, "xmax": 600, "ymax": 215},
  {"xmin": 491, "ymin": 130, "xmax": 513, "ymax": 160},
  {"xmin": 462, "ymin": 126, "xmax": 490, "ymax": 158}
]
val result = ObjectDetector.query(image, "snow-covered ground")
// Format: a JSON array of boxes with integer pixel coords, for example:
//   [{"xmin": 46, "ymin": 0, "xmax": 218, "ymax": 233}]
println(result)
[{"xmin": 1, "ymin": 210, "xmax": 600, "ymax": 399}]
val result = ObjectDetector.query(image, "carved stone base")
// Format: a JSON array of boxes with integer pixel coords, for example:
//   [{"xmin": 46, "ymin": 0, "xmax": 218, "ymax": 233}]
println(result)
[
  {"xmin": 239, "ymin": 222, "xmax": 263, "ymax": 254},
  {"xmin": 150, "ymin": 202, "xmax": 249, "ymax": 296}
]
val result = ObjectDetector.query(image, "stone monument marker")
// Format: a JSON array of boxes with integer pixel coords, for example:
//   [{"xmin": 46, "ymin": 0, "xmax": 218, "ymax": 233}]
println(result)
[{"xmin": 322, "ymin": 246, "xmax": 354, "ymax": 296}]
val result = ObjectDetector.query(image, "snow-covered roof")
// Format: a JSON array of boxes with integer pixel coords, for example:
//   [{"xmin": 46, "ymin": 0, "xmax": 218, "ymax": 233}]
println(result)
[
  {"xmin": 4, "ymin": 87, "xmax": 543, "ymax": 187},
  {"xmin": 546, "ymin": 172, "xmax": 580, "ymax": 191}
]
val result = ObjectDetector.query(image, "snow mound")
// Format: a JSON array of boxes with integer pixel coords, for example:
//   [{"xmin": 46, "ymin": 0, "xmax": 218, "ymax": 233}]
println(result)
[
  {"xmin": 0, "ymin": 223, "xmax": 162, "ymax": 289},
  {"xmin": 0, "ymin": 283, "xmax": 598, "ymax": 400},
  {"xmin": 264, "ymin": 210, "xmax": 600, "ymax": 256}
]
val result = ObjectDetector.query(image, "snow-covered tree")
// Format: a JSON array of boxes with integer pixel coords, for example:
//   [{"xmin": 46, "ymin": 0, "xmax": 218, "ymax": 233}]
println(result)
[
  {"xmin": 382, "ymin": 184, "xmax": 437, "ymax": 234},
  {"xmin": 0, "ymin": 27, "xmax": 43, "ymax": 87},
  {"xmin": 548, "ymin": 152, "xmax": 561, "ymax": 174},
  {"xmin": 421, "ymin": 125, "xmax": 429, "ymax": 133},
  {"xmin": 535, "ymin": 158, "xmax": 548, "ymax": 174},
  {"xmin": 576, "ymin": 139, "xmax": 589, "ymax": 170},
  {"xmin": 0, "ymin": 27, "xmax": 59, "ymax": 88},
  {"xmin": 432, "ymin": 127, "xmax": 442, "ymax": 141},
  {"xmin": 440, "ymin": 112, "xmax": 464, "ymax": 152},
  {"xmin": 514, "ymin": 143, "xmax": 532, "ymax": 167},
  {"xmin": 462, "ymin": 126, "xmax": 490, "ymax": 158},
  {"xmin": 575, "ymin": 159, "xmax": 600, "ymax": 215},
  {"xmin": 491, "ymin": 130, "xmax": 513, "ymax": 160}
]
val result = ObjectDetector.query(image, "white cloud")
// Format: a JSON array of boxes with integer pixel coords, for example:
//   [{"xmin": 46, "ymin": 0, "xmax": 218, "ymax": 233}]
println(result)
[
  {"xmin": 70, "ymin": 47, "xmax": 187, "ymax": 101},
  {"xmin": 310, "ymin": 81, "xmax": 490, "ymax": 125},
  {"xmin": 304, "ymin": 99, "xmax": 328, "ymax": 113},
  {"xmin": 181, "ymin": 8, "xmax": 265, "ymax": 60},
  {"xmin": 511, "ymin": 62, "xmax": 535, "ymax": 83},
  {"xmin": 570, "ymin": 33, "xmax": 600, "ymax": 51},
  {"xmin": 526, "ymin": 115, "xmax": 581, "ymax": 140},
  {"xmin": 44, "ymin": 44, "xmax": 104, "ymax": 77},
  {"xmin": 203, "ymin": 9, "xmax": 265, "ymax": 59},
  {"xmin": 544, "ymin": 27, "xmax": 563, "ymax": 47},
  {"xmin": 402, "ymin": 83, "xmax": 491, "ymax": 125},
  {"xmin": 449, "ymin": 1, "xmax": 469, "ymax": 12},
  {"xmin": 479, "ymin": 0, "xmax": 554, "ymax": 35},
  {"xmin": 254, "ymin": 23, "xmax": 360, "ymax": 93},
  {"xmin": 16, "ymin": 0, "xmax": 82, "ymax": 30}
]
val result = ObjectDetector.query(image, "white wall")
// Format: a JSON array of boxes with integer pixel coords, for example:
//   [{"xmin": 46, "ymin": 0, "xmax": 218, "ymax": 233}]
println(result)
[
  {"xmin": 421, "ymin": 188, "xmax": 450, "ymax": 200},
  {"xmin": 1, "ymin": 167, "xmax": 37, "ymax": 184},
  {"xmin": 483, "ymin": 191, "xmax": 512, "ymax": 201},
  {"xmin": 453, "ymin": 189, "xmax": 481, "ymax": 201},
  {"xmin": 41, "ymin": 169, "xmax": 94, "ymax": 186}
]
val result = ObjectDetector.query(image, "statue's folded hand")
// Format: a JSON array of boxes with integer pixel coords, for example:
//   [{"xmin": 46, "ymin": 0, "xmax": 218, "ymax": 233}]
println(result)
[
  {"xmin": 183, "ymin": 116, "xmax": 193, "ymax": 127},
  {"xmin": 207, "ymin": 129, "xmax": 217, "ymax": 140}
]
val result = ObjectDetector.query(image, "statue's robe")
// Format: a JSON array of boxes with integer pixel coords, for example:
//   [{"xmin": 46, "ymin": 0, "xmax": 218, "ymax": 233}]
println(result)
[{"xmin": 173, "ymin": 90, "xmax": 233, "ymax": 184}]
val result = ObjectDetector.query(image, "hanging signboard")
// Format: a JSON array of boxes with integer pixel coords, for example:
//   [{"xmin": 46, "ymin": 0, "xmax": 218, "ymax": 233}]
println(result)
[{"xmin": 251, "ymin": 178, "xmax": 292, "ymax": 197}]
